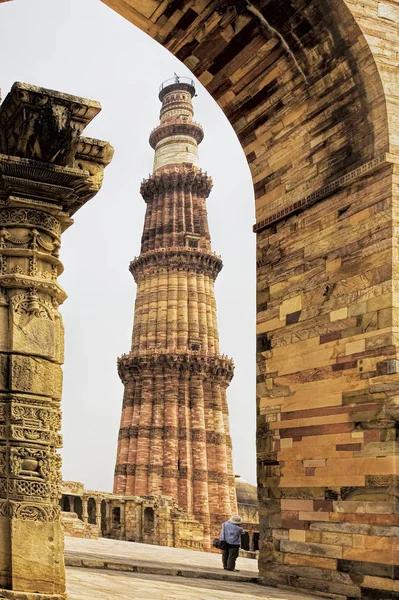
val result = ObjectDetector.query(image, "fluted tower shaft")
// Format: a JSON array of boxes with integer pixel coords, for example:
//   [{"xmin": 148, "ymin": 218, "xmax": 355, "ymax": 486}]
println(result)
[{"xmin": 114, "ymin": 77, "xmax": 237, "ymax": 550}]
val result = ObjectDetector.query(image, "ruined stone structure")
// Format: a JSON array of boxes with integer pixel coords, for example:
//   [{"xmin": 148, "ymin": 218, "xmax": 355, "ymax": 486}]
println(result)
[
  {"xmin": 2, "ymin": 0, "xmax": 399, "ymax": 598},
  {"xmin": 114, "ymin": 77, "xmax": 237, "ymax": 551},
  {"xmin": 60, "ymin": 481, "xmax": 204, "ymax": 549},
  {"xmin": 60, "ymin": 479, "xmax": 258, "ymax": 556},
  {"xmin": 0, "ymin": 83, "xmax": 112, "ymax": 600}
]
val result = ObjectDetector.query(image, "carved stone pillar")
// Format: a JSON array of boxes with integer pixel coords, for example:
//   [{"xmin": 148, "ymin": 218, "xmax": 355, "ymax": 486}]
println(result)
[
  {"xmin": 105, "ymin": 500, "xmax": 112, "ymax": 535},
  {"xmin": 69, "ymin": 496, "xmax": 75, "ymax": 513},
  {"xmin": 95, "ymin": 500, "xmax": 101, "ymax": 528},
  {"xmin": 136, "ymin": 501, "xmax": 143, "ymax": 542},
  {"xmin": 82, "ymin": 498, "xmax": 88, "ymax": 524},
  {"xmin": 249, "ymin": 532, "xmax": 254, "ymax": 553},
  {"xmin": 120, "ymin": 500, "xmax": 126, "ymax": 540},
  {"xmin": 0, "ymin": 82, "xmax": 112, "ymax": 599}
]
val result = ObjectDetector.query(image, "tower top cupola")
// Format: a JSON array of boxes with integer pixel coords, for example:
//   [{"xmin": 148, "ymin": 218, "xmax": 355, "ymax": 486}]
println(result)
[
  {"xmin": 150, "ymin": 75, "xmax": 204, "ymax": 173},
  {"xmin": 158, "ymin": 75, "xmax": 196, "ymax": 101}
]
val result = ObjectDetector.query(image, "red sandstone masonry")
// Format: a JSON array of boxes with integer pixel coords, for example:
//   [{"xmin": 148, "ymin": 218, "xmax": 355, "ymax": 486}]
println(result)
[{"xmin": 113, "ymin": 80, "xmax": 237, "ymax": 550}]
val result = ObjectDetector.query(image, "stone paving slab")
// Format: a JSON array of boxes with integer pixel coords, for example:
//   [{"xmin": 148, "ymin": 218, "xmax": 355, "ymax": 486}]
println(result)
[
  {"xmin": 65, "ymin": 537, "xmax": 324, "ymax": 599},
  {"xmin": 65, "ymin": 536, "xmax": 258, "ymax": 581},
  {"xmin": 67, "ymin": 567, "xmax": 323, "ymax": 600}
]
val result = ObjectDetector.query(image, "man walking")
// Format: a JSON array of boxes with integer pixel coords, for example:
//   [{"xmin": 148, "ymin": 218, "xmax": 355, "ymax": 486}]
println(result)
[{"xmin": 219, "ymin": 515, "xmax": 244, "ymax": 571}]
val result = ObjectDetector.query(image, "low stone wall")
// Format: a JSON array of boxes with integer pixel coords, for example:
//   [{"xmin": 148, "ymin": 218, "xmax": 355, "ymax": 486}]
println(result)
[
  {"xmin": 61, "ymin": 512, "xmax": 99, "ymax": 539},
  {"xmin": 173, "ymin": 519, "xmax": 204, "ymax": 550}
]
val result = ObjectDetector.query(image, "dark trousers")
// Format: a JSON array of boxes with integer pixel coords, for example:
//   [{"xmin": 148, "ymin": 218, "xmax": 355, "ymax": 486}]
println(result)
[{"xmin": 222, "ymin": 543, "xmax": 240, "ymax": 570}]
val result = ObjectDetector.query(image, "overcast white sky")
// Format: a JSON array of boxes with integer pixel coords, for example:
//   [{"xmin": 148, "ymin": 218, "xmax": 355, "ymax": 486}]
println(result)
[{"xmin": 0, "ymin": 0, "xmax": 256, "ymax": 490}]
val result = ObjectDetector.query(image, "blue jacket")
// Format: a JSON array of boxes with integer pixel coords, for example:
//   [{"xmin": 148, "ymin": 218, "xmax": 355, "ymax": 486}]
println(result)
[{"xmin": 220, "ymin": 521, "xmax": 244, "ymax": 545}]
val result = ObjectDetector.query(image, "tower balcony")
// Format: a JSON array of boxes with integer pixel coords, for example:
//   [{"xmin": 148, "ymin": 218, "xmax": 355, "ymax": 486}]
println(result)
[
  {"xmin": 149, "ymin": 120, "xmax": 204, "ymax": 150},
  {"xmin": 129, "ymin": 246, "xmax": 223, "ymax": 281},
  {"xmin": 117, "ymin": 349, "xmax": 234, "ymax": 383},
  {"xmin": 140, "ymin": 165, "xmax": 212, "ymax": 201},
  {"xmin": 159, "ymin": 76, "xmax": 196, "ymax": 102}
]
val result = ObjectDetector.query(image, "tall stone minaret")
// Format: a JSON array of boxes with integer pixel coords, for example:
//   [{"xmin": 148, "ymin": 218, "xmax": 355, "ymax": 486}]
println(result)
[{"xmin": 114, "ymin": 77, "xmax": 237, "ymax": 549}]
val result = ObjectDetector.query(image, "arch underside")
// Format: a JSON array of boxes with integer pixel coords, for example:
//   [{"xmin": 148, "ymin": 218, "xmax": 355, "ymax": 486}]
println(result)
[{"xmin": 100, "ymin": 1, "xmax": 399, "ymax": 597}]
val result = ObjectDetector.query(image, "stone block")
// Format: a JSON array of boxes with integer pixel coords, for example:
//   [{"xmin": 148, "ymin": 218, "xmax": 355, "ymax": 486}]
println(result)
[
  {"xmin": 106, "ymin": 561, "xmax": 134, "ymax": 572},
  {"xmin": 0, "ymin": 306, "xmax": 9, "ymax": 352},
  {"xmin": 0, "ymin": 354, "xmax": 8, "ymax": 392},
  {"xmin": 299, "ymin": 512, "xmax": 330, "ymax": 522},
  {"xmin": 353, "ymin": 535, "xmax": 364, "ymax": 548},
  {"xmin": 305, "ymin": 531, "xmax": 322, "ymax": 544},
  {"xmin": 362, "ymin": 575, "xmax": 399, "ymax": 592},
  {"xmin": 326, "ymin": 258, "xmax": 341, "ymax": 272},
  {"xmin": 289, "ymin": 529, "xmax": 306, "ymax": 542},
  {"xmin": 333, "ymin": 501, "xmax": 395, "ymax": 514},
  {"xmin": 337, "ymin": 558, "xmax": 398, "ymax": 579},
  {"xmin": 310, "ymin": 522, "xmax": 371, "ymax": 535},
  {"xmin": 280, "ymin": 438, "xmax": 293, "ymax": 448},
  {"xmin": 11, "ymin": 311, "xmax": 56, "ymax": 360},
  {"xmin": 330, "ymin": 307, "xmax": 348, "ymax": 322},
  {"xmin": 321, "ymin": 532, "xmax": 354, "ymax": 547},
  {"xmin": 280, "ymin": 499, "xmax": 314, "ymax": 511},
  {"xmin": 10, "ymin": 517, "xmax": 65, "ymax": 594},
  {"xmin": 82, "ymin": 559, "xmax": 105, "ymax": 569},
  {"xmin": 343, "ymin": 547, "xmax": 398, "ymax": 565},
  {"xmin": 9, "ymin": 355, "xmax": 63, "ymax": 399},
  {"xmin": 64, "ymin": 557, "xmax": 82, "ymax": 567},
  {"xmin": 284, "ymin": 550, "xmax": 334, "ymax": 573},
  {"xmin": 370, "ymin": 525, "xmax": 399, "ymax": 538},
  {"xmin": 279, "ymin": 295, "xmax": 302, "ymax": 320},
  {"xmin": 280, "ymin": 539, "xmax": 343, "ymax": 559},
  {"xmin": 367, "ymin": 295, "xmax": 391, "ymax": 312},
  {"xmin": 303, "ymin": 460, "xmax": 326, "ymax": 468},
  {"xmin": 345, "ymin": 339, "xmax": 365, "ymax": 355},
  {"xmin": 297, "ymin": 576, "xmax": 361, "ymax": 598}
]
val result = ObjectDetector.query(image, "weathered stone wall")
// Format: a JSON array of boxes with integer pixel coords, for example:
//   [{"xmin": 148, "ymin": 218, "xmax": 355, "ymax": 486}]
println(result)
[
  {"xmin": 61, "ymin": 512, "xmax": 99, "ymax": 539},
  {"xmin": 98, "ymin": 1, "xmax": 399, "ymax": 597},
  {"xmin": 61, "ymin": 481, "xmax": 206, "ymax": 549}
]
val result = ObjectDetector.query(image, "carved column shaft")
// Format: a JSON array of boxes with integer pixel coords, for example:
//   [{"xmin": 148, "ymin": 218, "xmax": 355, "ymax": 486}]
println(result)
[
  {"xmin": 177, "ymin": 372, "xmax": 192, "ymax": 514},
  {"xmin": 190, "ymin": 374, "xmax": 211, "ymax": 549},
  {"xmin": 134, "ymin": 374, "xmax": 153, "ymax": 495},
  {"xmin": 163, "ymin": 373, "xmax": 179, "ymax": 497},
  {"xmin": 148, "ymin": 373, "xmax": 164, "ymax": 495},
  {"xmin": 0, "ymin": 82, "xmax": 112, "ymax": 598}
]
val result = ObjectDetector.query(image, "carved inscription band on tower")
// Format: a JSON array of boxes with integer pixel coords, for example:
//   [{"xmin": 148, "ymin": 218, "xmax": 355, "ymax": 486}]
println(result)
[{"xmin": 114, "ymin": 77, "xmax": 237, "ymax": 549}]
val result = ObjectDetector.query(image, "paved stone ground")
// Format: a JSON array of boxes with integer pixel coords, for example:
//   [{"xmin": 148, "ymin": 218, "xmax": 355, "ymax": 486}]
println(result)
[
  {"xmin": 65, "ymin": 537, "xmax": 323, "ymax": 600},
  {"xmin": 67, "ymin": 567, "xmax": 321, "ymax": 600},
  {"xmin": 65, "ymin": 536, "xmax": 258, "ymax": 580}
]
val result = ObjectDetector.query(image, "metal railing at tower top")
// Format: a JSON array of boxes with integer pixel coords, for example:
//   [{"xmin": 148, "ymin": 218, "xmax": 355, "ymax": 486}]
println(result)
[{"xmin": 159, "ymin": 76, "xmax": 195, "ymax": 92}]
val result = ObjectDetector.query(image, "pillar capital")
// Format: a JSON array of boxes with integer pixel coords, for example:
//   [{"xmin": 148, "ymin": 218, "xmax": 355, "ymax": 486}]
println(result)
[{"xmin": 0, "ymin": 82, "xmax": 113, "ymax": 223}]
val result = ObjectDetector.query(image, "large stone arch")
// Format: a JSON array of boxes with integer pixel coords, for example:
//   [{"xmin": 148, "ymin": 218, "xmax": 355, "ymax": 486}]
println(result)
[
  {"xmin": 100, "ymin": 2, "xmax": 398, "ymax": 598},
  {"xmin": 0, "ymin": 1, "xmax": 398, "ymax": 599},
  {"xmin": 99, "ymin": 2, "xmax": 399, "ymax": 598}
]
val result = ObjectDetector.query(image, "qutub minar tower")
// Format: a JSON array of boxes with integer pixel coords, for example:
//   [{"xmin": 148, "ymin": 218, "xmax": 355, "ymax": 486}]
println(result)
[{"xmin": 114, "ymin": 77, "xmax": 237, "ymax": 549}]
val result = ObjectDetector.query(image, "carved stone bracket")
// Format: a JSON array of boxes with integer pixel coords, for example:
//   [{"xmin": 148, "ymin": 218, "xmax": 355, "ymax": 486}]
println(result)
[
  {"xmin": 140, "ymin": 166, "xmax": 212, "ymax": 201},
  {"xmin": 118, "ymin": 351, "xmax": 234, "ymax": 383},
  {"xmin": 130, "ymin": 247, "xmax": 223, "ymax": 281}
]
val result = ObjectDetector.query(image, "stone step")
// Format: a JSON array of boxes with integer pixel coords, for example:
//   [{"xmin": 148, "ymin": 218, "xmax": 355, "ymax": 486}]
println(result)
[{"xmin": 65, "ymin": 554, "xmax": 259, "ymax": 584}]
